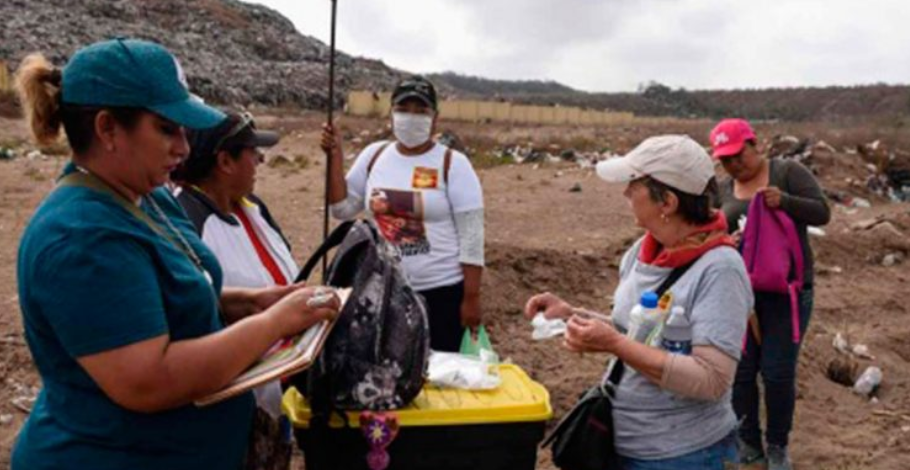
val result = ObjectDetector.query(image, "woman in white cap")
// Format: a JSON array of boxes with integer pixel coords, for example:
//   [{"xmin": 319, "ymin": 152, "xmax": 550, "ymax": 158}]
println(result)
[
  {"xmin": 526, "ymin": 135, "xmax": 753, "ymax": 469},
  {"xmin": 321, "ymin": 76, "xmax": 485, "ymax": 353},
  {"xmin": 12, "ymin": 39, "xmax": 339, "ymax": 470}
]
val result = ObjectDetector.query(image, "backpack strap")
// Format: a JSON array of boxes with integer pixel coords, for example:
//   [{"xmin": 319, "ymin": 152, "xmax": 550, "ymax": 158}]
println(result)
[
  {"xmin": 443, "ymin": 148, "xmax": 453, "ymax": 185},
  {"xmin": 366, "ymin": 142, "xmax": 393, "ymax": 177},
  {"xmin": 780, "ymin": 210, "xmax": 805, "ymax": 343},
  {"xmin": 296, "ymin": 220, "xmax": 357, "ymax": 283}
]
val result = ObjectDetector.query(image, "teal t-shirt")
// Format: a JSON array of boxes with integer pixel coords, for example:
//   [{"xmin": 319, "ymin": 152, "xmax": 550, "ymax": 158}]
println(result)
[{"xmin": 12, "ymin": 174, "xmax": 254, "ymax": 470}]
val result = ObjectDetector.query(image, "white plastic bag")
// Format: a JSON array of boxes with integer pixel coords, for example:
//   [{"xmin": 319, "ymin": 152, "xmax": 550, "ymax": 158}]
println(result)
[
  {"xmin": 427, "ymin": 351, "xmax": 501, "ymax": 390},
  {"xmin": 530, "ymin": 313, "xmax": 567, "ymax": 340}
]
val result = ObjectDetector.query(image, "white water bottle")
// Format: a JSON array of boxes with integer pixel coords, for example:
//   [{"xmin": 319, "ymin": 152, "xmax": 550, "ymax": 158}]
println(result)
[
  {"xmin": 853, "ymin": 366, "xmax": 882, "ymax": 397},
  {"xmin": 628, "ymin": 292, "xmax": 660, "ymax": 344},
  {"xmin": 661, "ymin": 306, "xmax": 692, "ymax": 354}
]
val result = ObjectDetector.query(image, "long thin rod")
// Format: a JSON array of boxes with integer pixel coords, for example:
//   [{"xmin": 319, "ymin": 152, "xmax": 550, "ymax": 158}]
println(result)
[{"xmin": 322, "ymin": 0, "xmax": 338, "ymax": 283}]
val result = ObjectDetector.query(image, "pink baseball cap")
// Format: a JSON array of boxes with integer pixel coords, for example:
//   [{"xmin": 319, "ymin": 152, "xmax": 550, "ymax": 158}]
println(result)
[{"xmin": 709, "ymin": 119, "xmax": 756, "ymax": 159}]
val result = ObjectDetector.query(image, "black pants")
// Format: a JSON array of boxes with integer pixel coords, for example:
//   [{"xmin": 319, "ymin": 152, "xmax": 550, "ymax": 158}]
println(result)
[
  {"xmin": 418, "ymin": 282, "xmax": 464, "ymax": 353},
  {"xmin": 734, "ymin": 286, "xmax": 814, "ymax": 449}
]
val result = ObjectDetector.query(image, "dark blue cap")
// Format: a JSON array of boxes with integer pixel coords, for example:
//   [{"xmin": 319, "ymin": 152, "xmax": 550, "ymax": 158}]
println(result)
[
  {"xmin": 640, "ymin": 292, "xmax": 659, "ymax": 309},
  {"xmin": 61, "ymin": 38, "xmax": 225, "ymax": 129}
]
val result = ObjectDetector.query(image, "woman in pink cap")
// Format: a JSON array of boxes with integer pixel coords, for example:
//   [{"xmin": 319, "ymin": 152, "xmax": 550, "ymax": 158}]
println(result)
[{"xmin": 711, "ymin": 119, "xmax": 830, "ymax": 470}]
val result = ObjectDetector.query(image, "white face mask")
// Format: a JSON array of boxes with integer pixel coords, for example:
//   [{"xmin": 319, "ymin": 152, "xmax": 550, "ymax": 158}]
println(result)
[{"xmin": 392, "ymin": 112, "xmax": 433, "ymax": 149}]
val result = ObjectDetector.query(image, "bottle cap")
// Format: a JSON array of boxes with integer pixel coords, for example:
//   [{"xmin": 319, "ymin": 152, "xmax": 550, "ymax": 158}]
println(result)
[
  {"xmin": 666, "ymin": 306, "xmax": 690, "ymax": 327},
  {"xmin": 640, "ymin": 291, "xmax": 659, "ymax": 308}
]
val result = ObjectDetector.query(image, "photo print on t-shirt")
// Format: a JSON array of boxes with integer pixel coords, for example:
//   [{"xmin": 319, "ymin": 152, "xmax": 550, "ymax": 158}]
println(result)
[
  {"xmin": 411, "ymin": 167, "xmax": 439, "ymax": 189},
  {"xmin": 369, "ymin": 188, "xmax": 431, "ymax": 256}
]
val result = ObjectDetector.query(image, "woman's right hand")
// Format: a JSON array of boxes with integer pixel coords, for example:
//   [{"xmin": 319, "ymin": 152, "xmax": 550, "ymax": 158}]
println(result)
[
  {"xmin": 524, "ymin": 292, "xmax": 574, "ymax": 320},
  {"xmin": 320, "ymin": 123, "xmax": 344, "ymax": 159},
  {"xmin": 266, "ymin": 286, "xmax": 341, "ymax": 338}
]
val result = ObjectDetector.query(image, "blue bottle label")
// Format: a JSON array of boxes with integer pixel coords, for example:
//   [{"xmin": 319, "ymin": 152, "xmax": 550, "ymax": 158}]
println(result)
[{"xmin": 662, "ymin": 339, "xmax": 692, "ymax": 355}]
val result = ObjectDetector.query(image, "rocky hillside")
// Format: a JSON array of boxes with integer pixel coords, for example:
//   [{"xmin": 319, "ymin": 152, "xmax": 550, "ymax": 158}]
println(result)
[{"xmin": 0, "ymin": 0, "xmax": 407, "ymax": 109}]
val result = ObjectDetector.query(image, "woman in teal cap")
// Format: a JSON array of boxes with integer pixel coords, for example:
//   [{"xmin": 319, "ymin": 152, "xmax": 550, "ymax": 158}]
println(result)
[{"xmin": 11, "ymin": 39, "xmax": 340, "ymax": 470}]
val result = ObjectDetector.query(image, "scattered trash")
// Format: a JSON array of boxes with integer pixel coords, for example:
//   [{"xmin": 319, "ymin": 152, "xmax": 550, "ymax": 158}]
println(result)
[
  {"xmin": 569, "ymin": 183, "xmax": 582, "ymax": 193},
  {"xmin": 852, "ymin": 197, "xmax": 872, "ymax": 209},
  {"xmin": 853, "ymin": 366, "xmax": 883, "ymax": 397},
  {"xmin": 817, "ymin": 264, "xmax": 843, "ymax": 275},
  {"xmin": 0, "ymin": 147, "xmax": 16, "ymax": 160},
  {"xmin": 435, "ymin": 131, "xmax": 467, "ymax": 154},
  {"xmin": 0, "ymin": 414, "xmax": 13, "ymax": 426},
  {"xmin": 808, "ymin": 226, "xmax": 826, "ymax": 237},
  {"xmin": 554, "ymin": 171, "xmax": 564, "ymax": 178},
  {"xmin": 852, "ymin": 344, "xmax": 876, "ymax": 360},
  {"xmin": 833, "ymin": 332, "xmax": 850, "ymax": 354},
  {"xmin": 26, "ymin": 150, "xmax": 47, "ymax": 161},
  {"xmin": 882, "ymin": 252, "xmax": 904, "ymax": 267}
]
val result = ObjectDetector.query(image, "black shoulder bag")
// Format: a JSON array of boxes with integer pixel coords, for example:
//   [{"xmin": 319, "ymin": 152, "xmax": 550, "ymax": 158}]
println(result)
[{"xmin": 542, "ymin": 262, "xmax": 695, "ymax": 470}]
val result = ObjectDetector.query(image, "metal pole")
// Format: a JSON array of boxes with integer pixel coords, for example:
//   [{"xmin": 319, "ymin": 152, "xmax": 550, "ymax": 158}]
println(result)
[{"xmin": 322, "ymin": 0, "xmax": 338, "ymax": 283}]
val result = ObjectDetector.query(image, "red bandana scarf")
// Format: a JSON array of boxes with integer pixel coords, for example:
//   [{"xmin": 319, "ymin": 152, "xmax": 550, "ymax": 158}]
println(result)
[{"xmin": 638, "ymin": 212, "xmax": 736, "ymax": 268}]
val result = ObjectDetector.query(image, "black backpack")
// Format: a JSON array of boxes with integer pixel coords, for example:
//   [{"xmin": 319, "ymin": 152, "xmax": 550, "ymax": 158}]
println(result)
[{"xmin": 291, "ymin": 220, "xmax": 430, "ymax": 417}]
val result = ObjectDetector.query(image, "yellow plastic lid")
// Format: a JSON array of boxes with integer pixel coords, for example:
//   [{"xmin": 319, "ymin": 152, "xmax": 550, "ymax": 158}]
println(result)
[{"xmin": 283, "ymin": 364, "xmax": 553, "ymax": 428}]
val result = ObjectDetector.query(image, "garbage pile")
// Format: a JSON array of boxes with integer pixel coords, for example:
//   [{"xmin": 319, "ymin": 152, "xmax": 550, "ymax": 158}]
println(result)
[
  {"xmin": 493, "ymin": 144, "xmax": 616, "ymax": 169},
  {"xmin": 856, "ymin": 140, "xmax": 910, "ymax": 202},
  {"xmin": 767, "ymin": 135, "xmax": 910, "ymax": 206}
]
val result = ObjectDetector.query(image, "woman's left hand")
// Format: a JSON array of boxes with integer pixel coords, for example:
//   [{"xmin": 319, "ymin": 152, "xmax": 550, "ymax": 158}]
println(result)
[
  {"xmin": 252, "ymin": 282, "xmax": 307, "ymax": 313},
  {"xmin": 564, "ymin": 315, "xmax": 625, "ymax": 353},
  {"xmin": 759, "ymin": 186, "xmax": 784, "ymax": 209}
]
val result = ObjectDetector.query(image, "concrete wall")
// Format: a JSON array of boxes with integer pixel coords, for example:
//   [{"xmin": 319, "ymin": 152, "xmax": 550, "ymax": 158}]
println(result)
[{"xmin": 344, "ymin": 91, "xmax": 635, "ymax": 126}]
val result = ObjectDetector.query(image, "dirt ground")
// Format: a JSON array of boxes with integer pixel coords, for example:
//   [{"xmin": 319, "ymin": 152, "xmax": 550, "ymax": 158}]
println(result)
[{"xmin": 1, "ymin": 112, "xmax": 908, "ymax": 469}]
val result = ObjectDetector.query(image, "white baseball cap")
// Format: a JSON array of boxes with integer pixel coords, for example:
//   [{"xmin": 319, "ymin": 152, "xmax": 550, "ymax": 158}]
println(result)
[{"xmin": 596, "ymin": 135, "xmax": 715, "ymax": 195}]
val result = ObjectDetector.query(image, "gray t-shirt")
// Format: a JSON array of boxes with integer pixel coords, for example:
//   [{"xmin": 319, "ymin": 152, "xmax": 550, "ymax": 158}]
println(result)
[{"xmin": 610, "ymin": 240, "xmax": 753, "ymax": 460}]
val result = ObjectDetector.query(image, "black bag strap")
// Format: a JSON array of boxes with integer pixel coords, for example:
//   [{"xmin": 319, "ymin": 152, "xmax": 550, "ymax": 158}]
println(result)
[
  {"xmin": 366, "ymin": 141, "xmax": 393, "ymax": 176},
  {"xmin": 603, "ymin": 259, "xmax": 698, "ymax": 386},
  {"xmin": 368, "ymin": 141, "xmax": 453, "ymax": 184},
  {"xmin": 296, "ymin": 220, "xmax": 357, "ymax": 283}
]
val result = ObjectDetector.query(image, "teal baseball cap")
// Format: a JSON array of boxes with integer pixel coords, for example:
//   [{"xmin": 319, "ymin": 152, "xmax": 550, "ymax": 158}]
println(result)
[{"xmin": 61, "ymin": 38, "xmax": 225, "ymax": 129}]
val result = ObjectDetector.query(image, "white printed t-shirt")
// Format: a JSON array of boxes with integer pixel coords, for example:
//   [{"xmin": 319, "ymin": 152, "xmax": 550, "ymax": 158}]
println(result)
[{"xmin": 344, "ymin": 142, "xmax": 483, "ymax": 291}]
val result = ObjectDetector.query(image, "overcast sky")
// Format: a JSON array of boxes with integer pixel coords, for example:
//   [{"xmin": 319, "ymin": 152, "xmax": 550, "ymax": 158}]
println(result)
[{"xmin": 255, "ymin": 0, "xmax": 909, "ymax": 92}]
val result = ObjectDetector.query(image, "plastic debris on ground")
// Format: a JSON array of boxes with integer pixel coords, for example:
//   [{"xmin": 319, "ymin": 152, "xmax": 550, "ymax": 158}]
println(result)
[{"xmin": 853, "ymin": 366, "xmax": 883, "ymax": 397}]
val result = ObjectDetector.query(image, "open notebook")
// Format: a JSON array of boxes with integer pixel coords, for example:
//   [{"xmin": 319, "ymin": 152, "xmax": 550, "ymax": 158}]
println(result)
[{"xmin": 196, "ymin": 288, "xmax": 351, "ymax": 406}]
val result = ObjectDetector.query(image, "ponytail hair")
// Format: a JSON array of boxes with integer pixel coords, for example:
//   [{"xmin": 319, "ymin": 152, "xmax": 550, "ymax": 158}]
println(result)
[{"xmin": 14, "ymin": 54, "xmax": 63, "ymax": 146}]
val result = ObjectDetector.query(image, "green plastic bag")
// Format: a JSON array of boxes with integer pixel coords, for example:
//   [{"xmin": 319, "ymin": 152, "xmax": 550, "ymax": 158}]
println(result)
[{"xmin": 459, "ymin": 325, "xmax": 497, "ymax": 361}]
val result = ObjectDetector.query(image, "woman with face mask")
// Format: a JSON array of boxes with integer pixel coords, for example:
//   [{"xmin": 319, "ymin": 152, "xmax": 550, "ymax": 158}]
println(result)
[{"xmin": 322, "ymin": 76, "xmax": 485, "ymax": 353}]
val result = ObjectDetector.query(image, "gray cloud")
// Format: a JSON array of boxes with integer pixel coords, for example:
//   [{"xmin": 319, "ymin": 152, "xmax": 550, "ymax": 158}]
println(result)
[{"xmin": 257, "ymin": 0, "xmax": 910, "ymax": 92}]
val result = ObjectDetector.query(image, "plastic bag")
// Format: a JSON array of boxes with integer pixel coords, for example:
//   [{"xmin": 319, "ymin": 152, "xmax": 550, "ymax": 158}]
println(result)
[
  {"xmin": 459, "ymin": 325, "xmax": 497, "ymax": 361},
  {"xmin": 530, "ymin": 313, "xmax": 568, "ymax": 340},
  {"xmin": 427, "ymin": 351, "xmax": 501, "ymax": 390}
]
